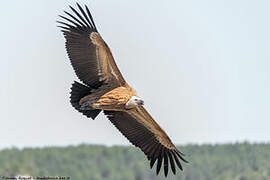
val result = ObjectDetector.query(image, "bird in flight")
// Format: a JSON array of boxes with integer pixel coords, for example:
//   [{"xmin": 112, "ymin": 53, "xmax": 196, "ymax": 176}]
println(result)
[{"xmin": 58, "ymin": 3, "xmax": 188, "ymax": 177}]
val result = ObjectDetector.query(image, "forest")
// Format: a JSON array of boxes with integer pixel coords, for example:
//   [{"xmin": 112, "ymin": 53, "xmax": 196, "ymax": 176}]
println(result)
[{"xmin": 0, "ymin": 142, "xmax": 269, "ymax": 180}]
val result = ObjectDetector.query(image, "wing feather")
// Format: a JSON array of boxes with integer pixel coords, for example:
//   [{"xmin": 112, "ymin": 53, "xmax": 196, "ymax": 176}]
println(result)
[
  {"xmin": 168, "ymin": 151, "xmax": 176, "ymax": 174},
  {"xmin": 104, "ymin": 106, "xmax": 187, "ymax": 176},
  {"xmin": 164, "ymin": 150, "xmax": 169, "ymax": 177},
  {"xmin": 156, "ymin": 151, "xmax": 163, "ymax": 175},
  {"xmin": 58, "ymin": 4, "xmax": 126, "ymax": 89},
  {"xmin": 172, "ymin": 152, "xmax": 183, "ymax": 170}
]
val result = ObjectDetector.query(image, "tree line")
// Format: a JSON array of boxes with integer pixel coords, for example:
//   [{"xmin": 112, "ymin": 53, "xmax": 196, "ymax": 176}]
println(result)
[{"xmin": 0, "ymin": 142, "xmax": 269, "ymax": 180}]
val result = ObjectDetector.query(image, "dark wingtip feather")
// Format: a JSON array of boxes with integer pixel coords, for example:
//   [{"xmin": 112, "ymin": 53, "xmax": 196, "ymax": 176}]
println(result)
[
  {"xmin": 156, "ymin": 155, "xmax": 163, "ymax": 175},
  {"xmin": 57, "ymin": 20, "xmax": 71, "ymax": 27},
  {"xmin": 178, "ymin": 150, "xmax": 186, "ymax": 156},
  {"xmin": 172, "ymin": 152, "xmax": 183, "ymax": 171},
  {"xmin": 168, "ymin": 151, "xmax": 176, "ymax": 174},
  {"xmin": 64, "ymin": 10, "xmax": 86, "ymax": 28},
  {"xmin": 69, "ymin": 4, "xmax": 89, "ymax": 28},
  {"xmin": 59, "ymin": 14, "xmax": 78, "ymax": 27},
  {"xmin": 150, "ymin": 157, "xmax": 157, "ymax": 169},
  {"xmin": 175, "ymin": 150, "xmax": 189, "ymax": 163},
  {"xmin": 57, "ymin": 3, "xmax": 98, "ymax": 33},
  {"xmin": 164, "ymin": 151, "xmax": 169, "ymax": 177},
  {"xmin": 57, "ymin": 25, "xmax": 70, "ymax": 32},
  {"xmin": 85, "ymin": 4, "xmax": 97, "ymax": 29},
  {"xmin": 76, "ymin": 2, "xmax": 92, "ymax": 28},
  {"xmin": 149, "ymin": 144, "xmax": 160, "ymax": 168}
]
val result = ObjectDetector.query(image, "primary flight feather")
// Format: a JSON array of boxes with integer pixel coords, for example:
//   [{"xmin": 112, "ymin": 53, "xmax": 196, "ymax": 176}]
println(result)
[{"xmin": 58, "ymin": 3, "xmax": 188, "ymax": 177}]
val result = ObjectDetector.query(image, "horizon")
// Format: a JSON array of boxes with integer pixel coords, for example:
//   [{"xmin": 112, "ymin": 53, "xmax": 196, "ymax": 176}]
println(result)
[{"xmin": 1, "ymin": 141, "xmax": 269, "ymax": 151}]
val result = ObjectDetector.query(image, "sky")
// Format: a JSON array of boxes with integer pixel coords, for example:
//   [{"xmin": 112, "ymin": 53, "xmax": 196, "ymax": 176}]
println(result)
[{"xmin": 1, "ymin": 0, "xmax": 270, "ymax": 149}]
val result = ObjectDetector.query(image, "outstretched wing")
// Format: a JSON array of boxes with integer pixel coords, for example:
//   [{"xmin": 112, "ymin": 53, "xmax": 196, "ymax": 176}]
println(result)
[
  {"xmin": 104, "ymin": 106, "xmax": 188, "ymax": 177},
  {"xmin": 58, "ymin": 3, "xmax": 126, "ymax": 89}
]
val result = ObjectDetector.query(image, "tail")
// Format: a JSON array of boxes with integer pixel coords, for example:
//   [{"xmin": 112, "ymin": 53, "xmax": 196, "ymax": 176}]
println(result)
[{"xmin": 70, "ymin": 81, "xmax": 101, "ymax": 120}]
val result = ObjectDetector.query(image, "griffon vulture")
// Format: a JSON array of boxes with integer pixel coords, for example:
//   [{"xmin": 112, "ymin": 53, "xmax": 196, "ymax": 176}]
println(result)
[{"xmin": 58, "ymin": 3, "xmax": 188, "ymax": 177}]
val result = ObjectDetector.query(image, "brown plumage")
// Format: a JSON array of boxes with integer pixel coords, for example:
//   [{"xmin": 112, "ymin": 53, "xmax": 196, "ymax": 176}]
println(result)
[{"xmin": 58, "ymin": 3, "xmax": 188, "ymax": 177}]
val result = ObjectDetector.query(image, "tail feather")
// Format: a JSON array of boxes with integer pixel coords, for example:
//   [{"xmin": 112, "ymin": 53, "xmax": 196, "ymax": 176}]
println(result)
[{"xmin": 70, "ymin": 81, "xmax": 101, "ymax": 120}]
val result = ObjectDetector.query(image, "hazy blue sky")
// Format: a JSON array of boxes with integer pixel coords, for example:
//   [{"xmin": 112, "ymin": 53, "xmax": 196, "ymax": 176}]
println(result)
[{"xmin": 1, "ymin": 0, "xmax": 270, "ymax": 149}]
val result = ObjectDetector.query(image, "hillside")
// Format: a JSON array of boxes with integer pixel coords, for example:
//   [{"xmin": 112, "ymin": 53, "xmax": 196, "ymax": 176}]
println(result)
[{"xmin": 0, "ymin": 143, "xmax": 269, "ymax": 180}]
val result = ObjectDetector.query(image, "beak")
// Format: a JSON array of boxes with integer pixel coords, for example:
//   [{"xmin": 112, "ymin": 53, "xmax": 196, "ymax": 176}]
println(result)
[{"xmin": 138, "ymin": 100, "xmax": 144, "ymax": 105}]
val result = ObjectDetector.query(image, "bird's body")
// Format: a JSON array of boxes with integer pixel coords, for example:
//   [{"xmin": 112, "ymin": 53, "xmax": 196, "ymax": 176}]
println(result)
[
  {"xmin": 58, "ymin": 3, "xmax": 188, "ymax": 177},
  {"xmin": 81, "ymin": 86, "xmax": 137, "ymax": 111}
]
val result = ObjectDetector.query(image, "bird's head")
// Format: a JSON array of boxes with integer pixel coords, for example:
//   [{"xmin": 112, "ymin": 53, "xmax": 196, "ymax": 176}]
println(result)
[{"xmin": 125, "ymin": 96, "xmax": 144, "ymax": 109}]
